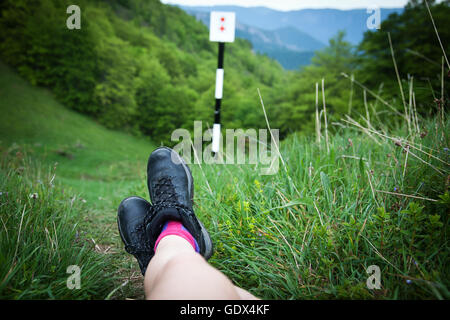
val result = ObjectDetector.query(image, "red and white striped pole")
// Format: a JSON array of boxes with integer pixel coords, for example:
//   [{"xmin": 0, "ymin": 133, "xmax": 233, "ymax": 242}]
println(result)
[{"xmin": 209, "ymin": 11, "xmax": 235, "ymax": 154}]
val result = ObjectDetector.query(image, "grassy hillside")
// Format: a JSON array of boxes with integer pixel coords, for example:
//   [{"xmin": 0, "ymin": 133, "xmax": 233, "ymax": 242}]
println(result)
[
  {"xmin": 0, "ymin": 62, "xmax": 156, "ymax": 299},
  {"xmin": 0, "ymin": 62, "xmax": 155, "ymax": 208},
  {"xmin": 1, "ymin": 61, "xmax": 448, "ymax": 299}
]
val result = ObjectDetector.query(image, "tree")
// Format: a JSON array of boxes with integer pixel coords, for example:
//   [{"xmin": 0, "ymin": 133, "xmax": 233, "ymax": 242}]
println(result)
[
  {"xmin": 272, "ymin": 31, "xmax": 357, "ymax": 138},
  {"xmin": 357, "ymin": 0, "xmax": 450, "ymax": 116}
]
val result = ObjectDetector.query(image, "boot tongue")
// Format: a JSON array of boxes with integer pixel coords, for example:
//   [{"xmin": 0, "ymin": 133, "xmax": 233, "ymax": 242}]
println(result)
[
  {"xmin": 146, "ymin": 206, "xmax": 182, "ymax": 240},
  {"xmin": 158, "ymin": 207, "xmax": 180, "ymax": 219}
]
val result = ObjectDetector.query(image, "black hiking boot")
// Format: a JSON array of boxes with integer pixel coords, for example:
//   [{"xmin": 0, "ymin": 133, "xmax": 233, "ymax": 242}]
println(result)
[
  {"xmin": 117, "ymin": 196, "xmax": 153, "ymax": 276},
  {"xmin": 144, "ymin": 147, "xmax": 213, "ymax": 260}
]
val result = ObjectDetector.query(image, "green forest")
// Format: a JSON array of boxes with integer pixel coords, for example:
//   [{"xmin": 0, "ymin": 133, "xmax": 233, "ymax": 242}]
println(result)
[{"xmin": 1, "ymin": 0, "xmax": 448, "ymax": 144}]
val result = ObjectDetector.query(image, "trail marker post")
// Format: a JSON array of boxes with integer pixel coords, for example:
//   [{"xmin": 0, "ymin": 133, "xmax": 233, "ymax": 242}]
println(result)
[{"xmin": 209, "ymin": 11, "xmax": 235, "ymax": 154}]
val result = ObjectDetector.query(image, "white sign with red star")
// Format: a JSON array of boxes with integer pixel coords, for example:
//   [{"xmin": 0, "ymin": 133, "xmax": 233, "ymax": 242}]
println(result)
[{"xmin": 209, "ymin": 11, "xmax": 236, "ymax": 43}]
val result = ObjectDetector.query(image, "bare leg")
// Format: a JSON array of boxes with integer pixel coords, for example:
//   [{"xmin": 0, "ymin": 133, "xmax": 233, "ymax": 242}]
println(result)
[
  {"xmin": 144, "ymin": 235, "xmax": 259, "ymax": 300},
  {"xmin": 234, "ymin": 285, "xmax": 259, "ymax": 300}
]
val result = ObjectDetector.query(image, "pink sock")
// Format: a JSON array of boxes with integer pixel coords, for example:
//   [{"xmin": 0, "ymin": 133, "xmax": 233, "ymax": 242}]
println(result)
[{"xmin": 154, "ymin": 221, "xmax": 199, "ymax": 252}]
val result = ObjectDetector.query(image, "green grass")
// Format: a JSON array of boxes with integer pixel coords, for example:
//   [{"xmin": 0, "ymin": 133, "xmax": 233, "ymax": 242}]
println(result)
[
  {"xmin": 0, "ymin": 62, "xmax": 155, "ymax": 299},
  {"xmin": 0, "ymin": 61, "xmax": 449, "ymax": 299},
  {"xmin": 195, "ymin": 120, "xmax": 449, "ymax": 299},
  {"xmin": 0, "ymin": 62, "xmax": 154, "ymax": 209},
  {"xmin": 0, "ymin": 151, "xmax": 114, "ymax": 299}
]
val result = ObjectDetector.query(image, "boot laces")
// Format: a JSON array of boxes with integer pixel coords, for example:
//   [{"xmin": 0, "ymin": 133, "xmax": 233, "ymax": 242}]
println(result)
[{"xmin": 153, "ymin": 176, "xmax": 178, "ymax": 205}]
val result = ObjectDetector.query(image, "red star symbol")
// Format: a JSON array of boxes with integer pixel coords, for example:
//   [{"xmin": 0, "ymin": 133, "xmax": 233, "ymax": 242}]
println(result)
[{"xmin": 221, "ymin": 17, "xmax": 225, "ymax": 22}]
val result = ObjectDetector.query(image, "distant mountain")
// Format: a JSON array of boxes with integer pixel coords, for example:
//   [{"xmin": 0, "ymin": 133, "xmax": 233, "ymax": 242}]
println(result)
[
  {"xmin": 179, "ymin": 5, "xmax": 403, "ymax": 45},
  {"xmin": 240, "ymin": 25, "xmax": 324, "ymax": 52},
  {"xmin": 183, "ymin": 8, "xmax": 325, "ymax": 70},
  {"xmin": 236, "ymin": 24, "xmax": 324, "ymax": 69}
]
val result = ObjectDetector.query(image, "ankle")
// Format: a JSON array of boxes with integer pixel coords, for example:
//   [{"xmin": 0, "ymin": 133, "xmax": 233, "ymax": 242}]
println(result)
[
  {"xmin": 154, "ymin": 220, "xmax": 199, "ymax": 253},
  {"xmin": 157, "ymin": 235, "xmax": 195, "ymax": 254}
]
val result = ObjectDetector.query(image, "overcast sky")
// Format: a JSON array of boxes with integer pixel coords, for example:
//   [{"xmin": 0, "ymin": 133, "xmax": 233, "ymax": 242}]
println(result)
[{"xmin": 160, "ymin": 0, "xmax": 415, "ymax": 11}]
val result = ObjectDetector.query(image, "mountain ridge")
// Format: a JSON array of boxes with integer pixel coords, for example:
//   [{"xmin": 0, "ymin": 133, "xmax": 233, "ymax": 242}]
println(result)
[
  {"xmin": 178, "ymin": 5, "xmax": 404, "ymax": 44},
  {"xmin": 183, "ymin": 8, "xmax": 325, "ymax": 70}
]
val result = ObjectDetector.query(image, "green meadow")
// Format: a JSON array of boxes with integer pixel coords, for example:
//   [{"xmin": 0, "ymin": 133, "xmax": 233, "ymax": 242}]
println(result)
[{"xmin": 0, "ymin": 61, "xmax": 448, "ymax": 299}]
